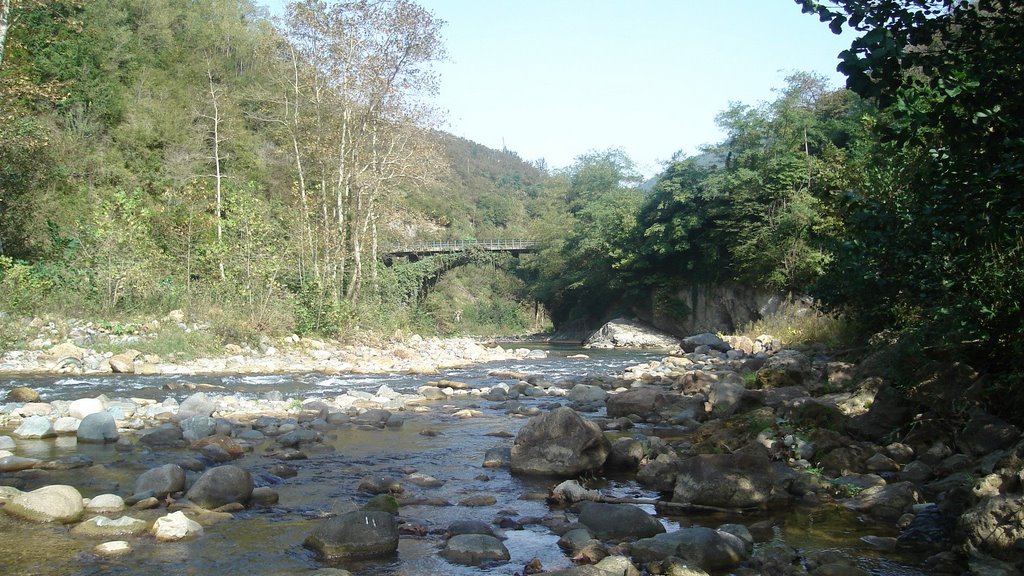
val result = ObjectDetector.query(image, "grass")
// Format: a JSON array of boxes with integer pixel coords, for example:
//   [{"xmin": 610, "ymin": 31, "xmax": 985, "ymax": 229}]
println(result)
[{"xmin": 738, "ymin": 301, "xmax": 858, "ymax": 349}]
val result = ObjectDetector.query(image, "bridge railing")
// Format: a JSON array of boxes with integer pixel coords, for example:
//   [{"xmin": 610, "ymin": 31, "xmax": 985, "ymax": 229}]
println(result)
[{"xmin": 384, "ymin": 239, "xmax": 540, "ymax": 255}]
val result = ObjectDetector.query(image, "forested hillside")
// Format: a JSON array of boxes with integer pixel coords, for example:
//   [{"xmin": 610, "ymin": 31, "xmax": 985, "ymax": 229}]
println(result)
[{"xmin": 0, "ymin": 0, "xmax": 552, "ymax": 339}]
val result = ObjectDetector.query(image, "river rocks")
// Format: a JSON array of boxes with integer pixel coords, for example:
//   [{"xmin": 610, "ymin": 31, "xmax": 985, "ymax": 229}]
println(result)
[
  {"xmin": 3, "ymin": 484, "xmax": 84, "ymax": 523},
  {"xmin": 6, "ymin": 386, "xmax": 40, "ymax": 402},
  {"xmin": 69, "ymin": 397, "xmax": 105, "ymax": 419},
  {"xmin": 961, "ymin": 414, "xmax": 1021, "ymax": 456},
  {"xmin": 629, "ymin": 526, "xmax": 749, "ymax": 571},
  {"xmin": 672, "ymin": 453, "xmax": 774, "ymax": 509},
  {"xmin": 577, "ymin": 502, "xmax": 666, "ymax": 540},
  {"xmin": 86, "ymin": 493, "xmax": 126, "ymax": 514},
  {"xmin": 152, "ymin": 510, "xmax": 204, "ymax": 541},
  {"xmin": 185, "ymin": 465, "xmax": 253, "ymax": 509},
  {"xmin": 94, "ymin": 541, "xmax": 132, "ymax": 557},
  {"xmin": 605, "ymin": 438, "xmax": 645, "ymax": 472},
  {"xmin": 77, "ymin": 411, "xmax": 119, "ymax": 443},
  {"xmin": 108, "ymin": 351, "xmax": 139, "ymax": 373},
  {"xmin": 0, "ymin": 455, "xmax": 41, "ymax": 472},
  {"xmin": 180, "ymin": 415, "xmax": 217, "ymax": 443},
  {"xmin": 178, "ymin": 392, "xmax": 217, "ymax": 418},
  {"xmin": 510, "ymin": 407, "xmax": 611, "ymax": 477},
  {"xmin": 134, "ymin": 463, "xmax": 186, "ymax": 499},
  {"xmin": 71, "ymin": 515, "xmax": 149, "ymax": 538},
  {"xmin": 607, "ymin": 387, "xmax": 671, "ymax": 420},
  {"xmin": 139, "ymin": 423, "xmax": 185, "ymax": 447},
  {"xmin": 13, "ymin": 415, "xmax": 56, "ymax": 439},
  {"xmin": 483, "ymin": 446, "xmax": 512, "ymax": 468},
  {"xmin": 845, "ymin": 481, "xmax": 919, "ymax": 521},
  {"xmin": 358, "ymin": 475, "xmax": 403, "ymax": 494},
  {"xmin": 755, "ymin": 349, "xmax": 812, "ymax": 388},
  {"xmin": 681, "ymin": 333, "xmax": 731, "ymax": 353},
  {"xmin": 568, "ymin": 383, "xmax": 608, "ymax": 406},
  {"xmin": 440, "ymin": 533, "xmax": 510, "ymax": 566},
  {"xmin": 958, "ymin": 495, "xmax": 1024, "ymax": 564},
  {"xmin": 305, "ymin": 510, "xmax": 399, "ymax": 560},
  {"xmin": 585, "ymin": 318, "xmax": 680, "ymax": 349}
]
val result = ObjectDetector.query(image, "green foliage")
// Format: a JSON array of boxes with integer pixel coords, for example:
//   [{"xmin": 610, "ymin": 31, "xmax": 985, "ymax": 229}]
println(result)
[
  {"xmin": 294, "ymin": 279, "xmax": 350, "ymax": 337},
  {"xmin": 0, "ymin": 256, "xmax": 51, "ymax": 314},
  {"xmin": 799, "ymin": 0, "xmax": 1024, "ymax": 419}
]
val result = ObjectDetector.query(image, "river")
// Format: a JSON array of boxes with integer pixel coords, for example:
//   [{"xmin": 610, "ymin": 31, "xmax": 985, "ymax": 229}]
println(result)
[{"xmin": 0, "ymin": 345, "xmax": 929, "ymax": 575}]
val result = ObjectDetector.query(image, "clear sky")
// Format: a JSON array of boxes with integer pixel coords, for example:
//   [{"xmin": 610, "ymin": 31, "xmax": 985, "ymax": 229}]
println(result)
[{"xmin": 260, "ymin": 1, "xmax": 854, "ymax": 178}]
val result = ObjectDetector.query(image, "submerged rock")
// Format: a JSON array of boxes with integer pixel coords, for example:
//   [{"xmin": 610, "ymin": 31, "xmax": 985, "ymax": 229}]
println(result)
[
  {"xmin": 304, "ymin": 511, "xmax": 399, "ymax": 560},
  {"xmin": 440, "ymin": 533, "xmax": 510, "ymax": 566}
]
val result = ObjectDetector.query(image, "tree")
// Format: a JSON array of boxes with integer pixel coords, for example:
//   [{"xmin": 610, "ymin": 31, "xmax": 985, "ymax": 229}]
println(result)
[{"xmin": 799, "ymin": 0, "xmax": 1024, "ymax": 414}]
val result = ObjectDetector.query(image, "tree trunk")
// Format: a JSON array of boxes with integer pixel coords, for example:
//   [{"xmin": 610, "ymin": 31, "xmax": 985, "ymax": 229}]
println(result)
[
  {"xmin": 0, "ymin": 0, "xmax": 11, "ymax": 68},
  {"xmin": 205, "ymin": 62, "xmax": 226, "ymax": 281}
]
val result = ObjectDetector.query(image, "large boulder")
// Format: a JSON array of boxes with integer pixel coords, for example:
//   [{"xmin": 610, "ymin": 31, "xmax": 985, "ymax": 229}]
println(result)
[
  {"xmin": 440, "ymin": 533, "xmax": 511, "ymax": 566},
  {"xmin": 185, "ymin": 465, "xmax": 253, "ymax": 509},
  {"xmin": 681, "ymin": 333, "xmax": 731, "ymax": 353},
  {"xmin": 958, "ymin": 495, "xmax": 1024, "ymax": 564},
  {"xmin": 585, "ymin": 318, "xmax": 680, "ymax": 349},
  {"xmin": 3, "ymin": 484, "xmax": 84, "ymax": 523},
  {"xmin": 304, "ymin": 511, "xmax": 399, "ymax": 560},
  {"xmin": 629, "ymin": 526, "xmax": 749, "ymax": 571},
  {"xmin": 960, "ymin": 414, "xmax": 1021, "ymax": 456},
  {"xmin": 77, "ymin": 411, "xmax": 119, "ymax": 443},
  {"xmin": 134, "ymin": 463, "xmax": 186, "ymax": 499},
  {"xmin": 577, "ymin": 502, "xmax": 666, "ymax": 540},
  {"xmin": 673, "ymin": 453, "xmax": 774, "ymax": 509},
  {"xmin": 138, "ymin": 423, "xmax": 185, "ymax": 447},
  {"xmin": 13, "ymin": 415, "xmax": 56, "ymax": 439},
  {"xmin": 607, "ymin": 387, "xmax": 671, "ymax": 420},
  {"xmin": 510, "ymin": 407, "xmax": 610, "ymax": 476},
  {"xmin": 755, "ymin": 349, "xmax": 813, "ymax": 388}
]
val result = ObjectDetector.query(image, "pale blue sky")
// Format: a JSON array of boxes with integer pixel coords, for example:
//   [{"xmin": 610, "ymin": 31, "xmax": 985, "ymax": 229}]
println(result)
[{"xmin": 260, "ymin": 1, "xmax": 853, "ymax": 178}]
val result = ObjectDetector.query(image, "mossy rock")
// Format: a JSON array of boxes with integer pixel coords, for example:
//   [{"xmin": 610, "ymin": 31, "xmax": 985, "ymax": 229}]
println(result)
[{"xmin": 363, "ymin": 494, "xmax": 399, "ymax": 515}]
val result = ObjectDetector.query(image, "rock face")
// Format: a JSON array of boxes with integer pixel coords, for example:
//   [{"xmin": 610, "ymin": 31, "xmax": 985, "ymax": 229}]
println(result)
[
  {"xmin": 440, "ymin": 533, "xmax": 511, "ymax": 566},
  {"xmin": 304, "ymin": 511, "xmax": 399, "ymax": 560},
  {"xmin": 134, "ymin": 463, "xmax": 186, "ymax": 499},
  {"xmin": 185, "ymin": 465, "xmax": 253, "ymax": 509},
  {"xmin": 77, "ymin": 411, "xmax": 119, "ymax": 443},
  {"xmin": 510, "ymin": 407, "xmax": 611, "ymax": 477},
  {"xmin": 672, "ymin": 453, "xmax": 774, "ymax": 508},
  {"xmin": 3, "ymin": 485, "xmax": 84, "ymax": 523},
  {"xmin": 577, "ymin": 502, "xmax": 666, "ymax": 540},
  {"xmin": 584, "ymin": 318, "xmax": 680, "ymax": 349}
]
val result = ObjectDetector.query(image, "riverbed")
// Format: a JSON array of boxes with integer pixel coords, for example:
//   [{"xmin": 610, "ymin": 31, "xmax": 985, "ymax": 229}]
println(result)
[{"xmin": 0, "ymin": 346, "xmax": 929, "ymax": 576}]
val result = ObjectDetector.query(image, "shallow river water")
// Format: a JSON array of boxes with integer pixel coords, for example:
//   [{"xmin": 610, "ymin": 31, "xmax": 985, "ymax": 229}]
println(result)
[{"xmin": 0, "ymin": 346, "xmax": 929, "ymax": 575}]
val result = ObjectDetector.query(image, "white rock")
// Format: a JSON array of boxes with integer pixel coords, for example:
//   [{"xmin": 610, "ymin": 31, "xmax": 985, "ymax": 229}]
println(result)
[
  {"xmin": 0, "ymin": 436, "xmax": 15, "ymax": 450},
  {"xmin": 151, "ymin": 511, "xmax": 203, "ymax": 541},
  {"xmin": 69, "ymin": 397, "xmax": 105, "ymax": 419},
  {"xmin": 53, "ymin": 416, "xmax": 81, "ymax": 434},
  {"xmin": 85, "ymin": 493, "xmax": 125, "ymax": 514},
  {"xmin": 94, "ymin": 541, "xmax": 132, "ymax": 556},
  {"xmin": 13, "ymin": 415, "xmax": 56, "ymax": 439}
]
